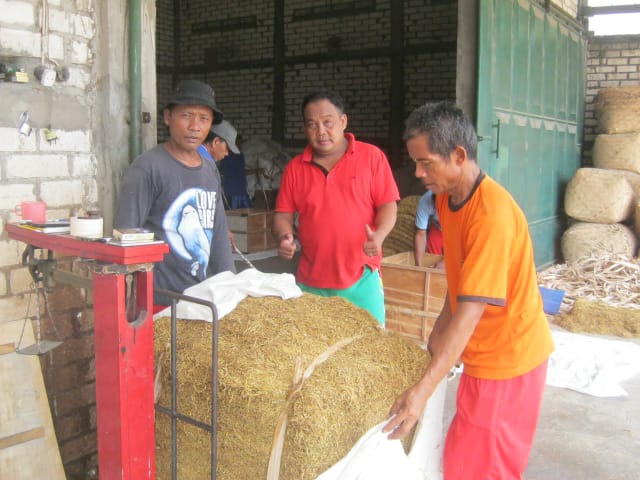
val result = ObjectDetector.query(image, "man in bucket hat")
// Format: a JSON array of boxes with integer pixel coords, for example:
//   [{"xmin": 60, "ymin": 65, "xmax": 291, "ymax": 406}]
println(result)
[{"xmin": 114, "ymin": 79, "xmax": 235, "ymax": 310}]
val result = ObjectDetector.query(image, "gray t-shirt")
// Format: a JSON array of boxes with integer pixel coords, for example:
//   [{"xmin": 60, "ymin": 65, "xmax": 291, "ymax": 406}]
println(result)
[{"xmin": 114, "ymin": 144, "xmax": 235, "ymax": 304}]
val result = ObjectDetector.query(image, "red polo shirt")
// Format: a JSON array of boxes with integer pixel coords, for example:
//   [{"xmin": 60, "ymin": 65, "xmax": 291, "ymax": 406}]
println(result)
[{"xmin": 276, "ymin": 133, "xmax": 400, "ymax": 289}]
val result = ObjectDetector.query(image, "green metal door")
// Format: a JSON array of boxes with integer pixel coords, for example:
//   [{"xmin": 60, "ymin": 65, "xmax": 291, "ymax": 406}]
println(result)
[{"xmin": 477, "ymin": 0, "xmax": 585, "ymax": 266}]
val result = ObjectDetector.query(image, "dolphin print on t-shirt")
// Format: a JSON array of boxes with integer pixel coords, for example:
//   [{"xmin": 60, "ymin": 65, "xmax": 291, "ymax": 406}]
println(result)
[{"xmin": 163, "ymin": 188, "xmax": 218, "ymax": 280}]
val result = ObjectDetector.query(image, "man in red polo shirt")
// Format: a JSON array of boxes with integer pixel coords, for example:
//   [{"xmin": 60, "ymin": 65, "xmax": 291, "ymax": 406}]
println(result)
[{"xmin": 273, "ymin": 91, "xmax": 399, "ymax": 325}]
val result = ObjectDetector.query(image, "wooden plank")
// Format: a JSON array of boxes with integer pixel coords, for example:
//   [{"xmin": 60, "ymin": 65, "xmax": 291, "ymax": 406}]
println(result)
[
  {"xmin": 0, "ymin": 320, "xmax": 65, "ymax": 480},
  {"xmin": 0, "ymin": 343, "xmax": 15, "ymax": 355},
  {"xmin": 0, "ymin": 427, "xmax": 44, "ymax": 450}
]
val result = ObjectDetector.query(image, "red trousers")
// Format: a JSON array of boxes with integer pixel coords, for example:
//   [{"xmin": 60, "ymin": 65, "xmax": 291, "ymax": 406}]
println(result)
[{"xmin": 443, "ymin": 360, "xmax": 548, "ymax": 480}]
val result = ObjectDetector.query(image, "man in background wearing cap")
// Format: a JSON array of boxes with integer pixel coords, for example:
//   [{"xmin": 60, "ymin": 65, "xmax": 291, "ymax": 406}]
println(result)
[
  {"xmin": 114, "ymin": 79, "xmax": 235, "ymax": 310},
  {"xmin": 200, "ymin": 120, "xmax": 252, "ymax": 209}
]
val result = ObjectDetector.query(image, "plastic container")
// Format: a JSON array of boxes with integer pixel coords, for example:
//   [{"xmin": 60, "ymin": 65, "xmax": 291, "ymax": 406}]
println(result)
[{"xmin": 539, "ymin": 286, "xmax": 565, "ymax": 315}]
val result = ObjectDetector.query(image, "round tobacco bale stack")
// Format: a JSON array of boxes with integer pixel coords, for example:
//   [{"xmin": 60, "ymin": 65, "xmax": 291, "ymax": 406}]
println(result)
[
  {"xmin": 564, "ymin": 168, "xmax": 634, "ymax": 224},
  {"xmin": 383, "ymin": 195, "xmax": 421, "ymax": 257},
  {"xmin": 154, "ymin": 295, "xmax": 429, "ymax": 480},
  {"xmin": 595, "ymin": 86, "xmax": 640, "ymax": 134},
  {"xmin": 561, "ymin": 222, "xmax": 637, "ymax": 264},
  {"xmin": 592, "ymin": 133, "xmax": 640, "ymax": 174}
]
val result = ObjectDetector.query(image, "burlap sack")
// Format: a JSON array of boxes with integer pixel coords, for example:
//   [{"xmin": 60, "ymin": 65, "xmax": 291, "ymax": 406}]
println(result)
[
  {"xmin": 595, "ymin": 86, "xmax": 640, "ymax": 134},
  {"xmin": 592, "ymin": 133, "xmax": 640, "ymax": 174},
  {"xmin": 619, "ymin": 170, "xmax": 640, "ymax": 200},
  {"xmin": 564, "ymin": 168, "xmax": 634, "ymax": 223},
  {"xmin": 561, "ymin": 222, "xmax": 637, "ymax": 263}
]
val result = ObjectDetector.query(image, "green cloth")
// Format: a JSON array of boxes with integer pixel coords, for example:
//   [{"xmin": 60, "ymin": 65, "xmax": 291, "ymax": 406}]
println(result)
[{"xmin": 298, "ymin": 267, "xmax": 385, "ymax": 325}]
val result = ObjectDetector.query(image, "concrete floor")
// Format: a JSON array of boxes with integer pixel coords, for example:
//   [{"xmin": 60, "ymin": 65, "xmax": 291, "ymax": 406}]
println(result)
[
  {"xmin": 442, "ymin": 352, "xmax": 640, "ymax": 480},
  {"xmin": 239, "ymin": 253, "xmax": 640, "ymax": 479},
  {"xmin": 525, "ymin": 340, "xmax": 640, "ymax": 480}
]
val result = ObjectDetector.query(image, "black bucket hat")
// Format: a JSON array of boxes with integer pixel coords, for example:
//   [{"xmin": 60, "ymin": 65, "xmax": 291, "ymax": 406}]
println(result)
[{"xmin": 166, "ymin": 79, "xmax": 224, "ymax": 124}]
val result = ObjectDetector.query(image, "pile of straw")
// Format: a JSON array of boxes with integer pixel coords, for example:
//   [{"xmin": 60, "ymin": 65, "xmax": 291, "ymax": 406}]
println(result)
[
  {"xmin": 154, "ymin": 294, "xmax": 429, "ymax": 480},
  {"xmin": 555, "ymin": 298, "xmax": 640, "ymax": 338},
  {"xmin": 383, "ymin": 195, "xmax": 421, "ymax": 257}
]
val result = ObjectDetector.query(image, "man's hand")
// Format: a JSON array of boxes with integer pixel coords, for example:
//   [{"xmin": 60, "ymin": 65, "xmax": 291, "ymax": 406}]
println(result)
[
  {"xmin": 363, "ymin": 224, "xmax": 382, "ymax": 257},
  {"xmin": 278, "ymin": 232, "xmax": 297, "ymax": 260},
  {"xmin": 382, "ymin": 382, "xmax": 430, "ymax": 440}
]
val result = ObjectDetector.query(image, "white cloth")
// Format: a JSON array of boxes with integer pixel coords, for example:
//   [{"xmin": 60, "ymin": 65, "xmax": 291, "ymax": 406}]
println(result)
[
  {"xmin": 546, "ymin": 330, "xmax": 640, "ymax": 397},
  {"xmin": 315, "ymin": 421, "xmax": 425, "ymax": 480},
  {"xmin": 154, "ymin": 269, "xmax": 302, "ymax": 321},
  {"xmin": 316, "ymin": 379, "xmax": 447, "ymax": 480}
]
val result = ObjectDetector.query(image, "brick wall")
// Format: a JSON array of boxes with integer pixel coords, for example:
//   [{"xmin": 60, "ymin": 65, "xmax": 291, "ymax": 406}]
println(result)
[
  {"xmin": 155, "ymin": 0, "xmax": 458, "ymax": 165},
  {"xmin": 583, "ymin": 35, "xmax": 640, "ymax": 164},
  {"xmin": 0, "ymin": 0, "xmax": 98, "ymax": 477}
]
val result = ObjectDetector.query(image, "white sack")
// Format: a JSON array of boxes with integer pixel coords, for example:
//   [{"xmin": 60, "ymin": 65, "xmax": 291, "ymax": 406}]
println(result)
[{"xmin": 316, "ymin": 379, "xmax": 447, "ymax": 480}]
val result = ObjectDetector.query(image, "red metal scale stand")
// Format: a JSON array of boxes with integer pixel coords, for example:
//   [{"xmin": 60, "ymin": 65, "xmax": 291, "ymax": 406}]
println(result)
[{"xmin": 7, "ymin": 224, "xmax": 169, "ymax": 480}]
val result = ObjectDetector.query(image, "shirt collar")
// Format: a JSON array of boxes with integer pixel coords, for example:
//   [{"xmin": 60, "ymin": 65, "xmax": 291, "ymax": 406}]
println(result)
[{"xmin": 301, "ymin": 132, "xmax": 356, "ymax": 163}]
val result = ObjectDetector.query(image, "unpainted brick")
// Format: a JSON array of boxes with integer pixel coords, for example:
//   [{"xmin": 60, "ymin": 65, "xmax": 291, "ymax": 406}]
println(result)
[
  {"xmin": 0, "ymin": 293, "xmax": 31, "ymax": 323},
  {"xmin": 49, "ymin": 334, "xmax": 95, "ymax": 366},
  {"xmin": 606, "ymin": 57, "xmax": 628, "ymax": 66},
  {"xmin": 59, "ymin": 431, "xmax": 98, "ymax": 464},
  {"xmin": 9, "ymin": 266, "xmax": 34, "ymax": 294},
  {"xmin": 46, "ymin": 284, "xmax": 87, "ymax": 312},
  {"xmin": 0, "ymin": 0, "xmax": 34, "ymax": 25},
  {"xmin": 0, "ymin": 126, "xmax": 38, "ymax": 152},
  {"xmin": 52, "ymin": 383, "xmax": 96, "ymax": 417},
  {"xmin": 0, "ymin": 27, "xmax": 40, "ymax": 56},
  {"xmin": 44, "ymin": 361, "xmax": 83, "ymax": 393},
  {"xmin": 34, "ymin": 309, "xmax": 75, "ymax": 339},
  {"xmin": 48, "ymin": 8, "xmax": 72, "ymax": 34},
  {"xmin": 54, "ymin": 410, "xmax": 87, "ymax": 442},
  {"xmin": 0, "ymin": 185, "xmax": 37, "ymax": 211},
  {"xmin": 6, "ymin": 154, "xmax": 69, "ymax": 179}
]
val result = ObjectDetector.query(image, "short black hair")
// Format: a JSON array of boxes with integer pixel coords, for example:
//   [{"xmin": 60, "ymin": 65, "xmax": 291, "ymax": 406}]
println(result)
[
  {"xmin": 301, "ymin": 90, "xmax": 346, "ymax": 119},
  {"xmin": 203, "ymin": 130, "xmax": 221, "ymax": 145},
  {"xmin": 404, "ymin": 101, "xmax": 477, "ymax": 160}
]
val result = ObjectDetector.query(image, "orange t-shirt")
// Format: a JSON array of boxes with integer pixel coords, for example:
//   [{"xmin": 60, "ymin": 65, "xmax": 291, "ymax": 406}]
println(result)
[{"xmin": 436, "ymin": 174, "xmax": 554, "ymax": 380}]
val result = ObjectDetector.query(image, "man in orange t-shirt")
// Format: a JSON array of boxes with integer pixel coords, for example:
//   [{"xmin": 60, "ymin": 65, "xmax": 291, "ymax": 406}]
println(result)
[{"xmin": 384, "ymin": 102, "xmax": 553, "ymax": 480}]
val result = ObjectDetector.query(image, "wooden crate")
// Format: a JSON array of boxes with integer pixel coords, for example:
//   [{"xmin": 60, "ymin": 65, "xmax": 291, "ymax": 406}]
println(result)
[
  {"xmin": 381, "ymin": 252, "xmax": 447, "ymax": 344},
  {"xmin": 233, "ymin": 231, "xmax": 277, "ymax": 253},
  {"xmin": 226, "ymin": 208, "xmax": 277, "ymax": 253},
  {"xmin": 226, "ymin": 208, "xmax": 274, "ymax": 232}
]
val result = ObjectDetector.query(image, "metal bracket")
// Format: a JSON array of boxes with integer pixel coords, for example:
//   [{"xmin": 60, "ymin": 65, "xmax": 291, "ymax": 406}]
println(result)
[{"xmin": 21, "ymin": 245, "xmax": 56, "ymax": 291}]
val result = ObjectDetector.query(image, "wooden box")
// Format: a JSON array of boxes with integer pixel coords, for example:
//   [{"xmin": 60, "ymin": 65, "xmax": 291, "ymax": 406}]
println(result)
[
  {"xmin": 381, "ymin": 252, "xmax": 447, "ymax": 344},
  {"xmin": 226, "ymin": 208, "xmax": 277, "ymax": 253}
]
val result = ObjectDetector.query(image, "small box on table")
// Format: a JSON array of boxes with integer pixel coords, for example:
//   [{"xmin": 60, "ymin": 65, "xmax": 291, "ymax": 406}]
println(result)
[
  {"xmin": 381, "ymin": 252, "xmax": 447, "ymax": 344},
  {"xmin": 226, "ymin": 208, "xmax": 277, "ymax": 253}
]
